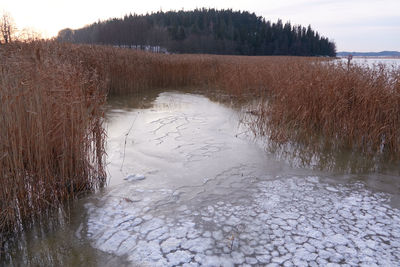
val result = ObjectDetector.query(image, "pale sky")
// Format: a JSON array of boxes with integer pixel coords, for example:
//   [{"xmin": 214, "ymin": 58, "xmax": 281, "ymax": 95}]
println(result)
[{"xmin": 1, "ymin": 0, "xmax": 399, "ymax": 52}]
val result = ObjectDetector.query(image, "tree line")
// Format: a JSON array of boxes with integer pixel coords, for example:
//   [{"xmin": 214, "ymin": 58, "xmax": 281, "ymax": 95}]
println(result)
[{"xmin": 58, "ymin": 9, "xmax": 336, "ymax": 57}]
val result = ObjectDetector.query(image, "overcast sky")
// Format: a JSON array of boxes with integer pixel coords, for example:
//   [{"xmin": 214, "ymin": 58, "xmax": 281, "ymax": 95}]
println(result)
[{"xmin": 1, "ymin": 0, "xmax": 399, "ymax": 52}]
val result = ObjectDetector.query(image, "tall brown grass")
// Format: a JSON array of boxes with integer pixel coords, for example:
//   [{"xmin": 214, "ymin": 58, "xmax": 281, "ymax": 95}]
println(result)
[
  {"xmin": 214, "ymin": 57, "xmax": 400, "ymax": 164},
  {"xmin": 0, "ymin": 42, "xmax": 106, "ymax": 236},
  {"xmin": 52, "ymin": 43, "xmax": 220, "ymax": 94}
]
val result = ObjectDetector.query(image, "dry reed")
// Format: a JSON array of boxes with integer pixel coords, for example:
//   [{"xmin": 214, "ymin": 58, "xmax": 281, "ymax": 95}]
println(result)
[
  {"xmin": 214, "ymin": 57, "xmax": 400, "ymax": 161},
  {"xmin": 52, "ymin": 43, "xmax": 220, "ymax": 94},
  {"xmin": 0, "ymin": 41, "xmax": 106, "ymax": 236}
]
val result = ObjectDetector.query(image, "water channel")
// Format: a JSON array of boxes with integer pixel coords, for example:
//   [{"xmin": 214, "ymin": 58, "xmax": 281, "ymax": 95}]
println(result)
[{"xmin": 3, "ymin": 90, "xmax": 400, "ymax": 266}]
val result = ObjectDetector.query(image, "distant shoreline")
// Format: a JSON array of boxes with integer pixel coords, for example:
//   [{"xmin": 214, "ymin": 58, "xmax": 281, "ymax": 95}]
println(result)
[
  {"xmin": 337, "ymin": 51, "xmax": 400, "ymax": 58},
  {"xmin": 339, "ymin": 56, "xmax": 400, "ymax": 59}
]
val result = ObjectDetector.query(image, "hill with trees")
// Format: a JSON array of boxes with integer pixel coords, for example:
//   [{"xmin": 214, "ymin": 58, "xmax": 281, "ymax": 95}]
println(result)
[{"xmin": 57, "ymin": 9, "xmax": 336, "ymax": 57}]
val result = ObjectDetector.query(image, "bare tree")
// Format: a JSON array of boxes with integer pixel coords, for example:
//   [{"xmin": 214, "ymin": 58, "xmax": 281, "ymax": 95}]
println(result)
[{"xmin": 0, "ymin": 12, "xmax": 16, "ymax": 44}]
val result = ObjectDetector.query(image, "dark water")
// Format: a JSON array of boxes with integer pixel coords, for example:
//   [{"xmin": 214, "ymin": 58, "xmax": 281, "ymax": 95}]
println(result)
[{"xmin": 2, "ymin": 90, "xmax": 400, "ymax": 266}]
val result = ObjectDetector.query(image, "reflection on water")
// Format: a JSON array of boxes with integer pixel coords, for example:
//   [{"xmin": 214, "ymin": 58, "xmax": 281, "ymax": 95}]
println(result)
[
  {"xmin": 2, "ymin": 89, "xmax": 400, "ymax": 266},
  {"xmin": 263, "ymin": 136, "xmax": 400, "ymax": 175},
  {"xmin": 1, "ymin": 199, "xmax": 131, "ymax": 266},
  {"xmin": 240, "ymin": 98, "xmax": 400, "ymax": 177}
]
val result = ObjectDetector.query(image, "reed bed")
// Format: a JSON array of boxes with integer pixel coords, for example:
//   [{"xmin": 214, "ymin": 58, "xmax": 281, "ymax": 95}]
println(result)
[
  {"xmin": 0, "ymin": 42, "xmax": 106, "ymax": 236},
  {"xmin": 214, "ymin": 57, "xmax": 400, "ymax": 162},
  {"xmin": 53, "ymin": 43, "xmax": 220, "ymax": 94},
  {"xmin": 1, "ymin": 41, "xmax": 399, "ymax": 238}
]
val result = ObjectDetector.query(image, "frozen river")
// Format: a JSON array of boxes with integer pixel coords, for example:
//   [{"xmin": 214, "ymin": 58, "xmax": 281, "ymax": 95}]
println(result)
[{"xmin": 4, "ymin": 91, "xmax": 400, "ymax": 266}]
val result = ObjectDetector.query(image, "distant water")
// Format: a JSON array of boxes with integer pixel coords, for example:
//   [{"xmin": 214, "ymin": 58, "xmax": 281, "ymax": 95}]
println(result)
[{"xmin": 339, "ymin": 57, "xmax": 400, "ymax": 68}]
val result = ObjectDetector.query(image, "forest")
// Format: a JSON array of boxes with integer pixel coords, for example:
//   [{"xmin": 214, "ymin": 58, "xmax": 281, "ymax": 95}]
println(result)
[{"xmin": 57, "ymin": 9, "xmax": 336, "ymax": 56}]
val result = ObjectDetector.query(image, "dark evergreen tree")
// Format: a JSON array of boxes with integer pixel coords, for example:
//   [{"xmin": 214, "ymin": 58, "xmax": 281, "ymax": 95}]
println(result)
[{"xmin": 57, "ymin": 9, "xmax": 336, "ymax": 57}]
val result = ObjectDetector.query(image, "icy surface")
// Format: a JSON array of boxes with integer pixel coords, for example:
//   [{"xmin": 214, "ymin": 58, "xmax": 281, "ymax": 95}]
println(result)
[
  {"xmin": 83, "ymin": 92, "xmax": 400, "ymax": 266},
  {"xmin": 85, "ymin": 175, "xmax": 400, "ymax": 266},
  {"xmin": 124, "ymin": 174, "xmax": 146, "ymax": 182}
]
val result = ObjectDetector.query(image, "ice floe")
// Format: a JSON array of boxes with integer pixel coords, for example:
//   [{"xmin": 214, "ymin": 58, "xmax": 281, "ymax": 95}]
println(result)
[{"xmin": 83, "ymin": 176, "xmax": 400, "ymax": 266}]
